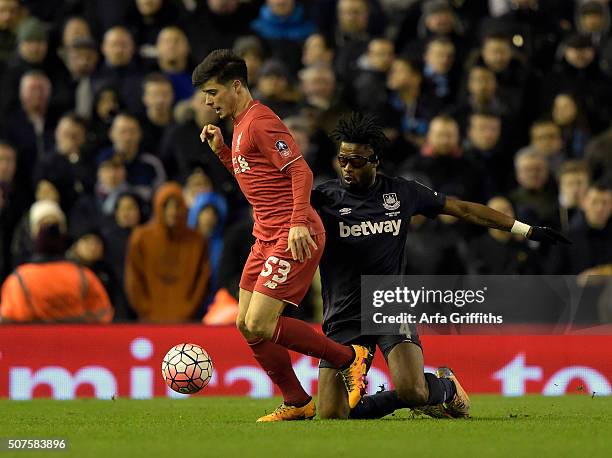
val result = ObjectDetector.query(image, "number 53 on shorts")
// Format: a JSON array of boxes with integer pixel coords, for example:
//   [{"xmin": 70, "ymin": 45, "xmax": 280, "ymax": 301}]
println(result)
[
  {"xmin": 239, "ymin": 233, "xmax": 325, "ymax": 306},
  {"xmin": 260, "ymin": 256, "xmax": 291, "ymax": 287}
]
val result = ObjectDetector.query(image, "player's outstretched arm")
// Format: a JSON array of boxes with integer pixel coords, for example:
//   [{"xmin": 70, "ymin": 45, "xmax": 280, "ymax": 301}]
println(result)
[{"xmin": 441, "ymin": 198, "xmax": 572, "ymax": 245}]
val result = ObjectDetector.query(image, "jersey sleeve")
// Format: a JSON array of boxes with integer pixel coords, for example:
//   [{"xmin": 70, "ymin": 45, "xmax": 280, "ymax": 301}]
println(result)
[
  {"xmin": 284, "ymin": 158, "xmax": 313, "ymax": 226},
  {"xmin": 311, "ymin": 184, "xmax": 335, "ymax": 211},
  {"xmin": 407, "ymin": 179, "xmax": 447, "ymax": 218},
  {"xmin": 249, "ymin": 115, "xmax": 303, "ymax": 171},
  {"xmin": 310, "ymin": 189, "xmax": 326, "ymax": 211},
  {"xmin": 216, "ymin": 144, "xmax": 234, "ymax": 174}
]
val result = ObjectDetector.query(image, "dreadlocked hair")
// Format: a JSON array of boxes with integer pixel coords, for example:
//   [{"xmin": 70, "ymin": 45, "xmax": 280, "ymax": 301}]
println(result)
[{"xmin": 331, "ymin": 112, "xmax": 390, "ymax": 154}]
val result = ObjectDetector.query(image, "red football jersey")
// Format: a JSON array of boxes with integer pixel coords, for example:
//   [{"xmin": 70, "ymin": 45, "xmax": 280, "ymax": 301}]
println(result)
[{"xmin": 217, "ymin": 101, "xmax": 324, "ymax": 241}]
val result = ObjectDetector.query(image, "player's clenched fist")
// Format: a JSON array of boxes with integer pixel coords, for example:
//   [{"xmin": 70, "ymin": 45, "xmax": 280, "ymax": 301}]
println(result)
[
  {"xmin": 286, "ymin": 225, "xmax": 318, "ymax": 263},
  {"xmin": 200, "ymin": 124, "xmax": 225, "ymax": 154}
]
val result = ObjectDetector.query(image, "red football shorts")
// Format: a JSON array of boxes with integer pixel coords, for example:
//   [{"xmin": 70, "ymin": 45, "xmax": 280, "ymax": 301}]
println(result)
[{"xmin": 239, "ymin": 232, "xmax": 325, "ymax": 306}]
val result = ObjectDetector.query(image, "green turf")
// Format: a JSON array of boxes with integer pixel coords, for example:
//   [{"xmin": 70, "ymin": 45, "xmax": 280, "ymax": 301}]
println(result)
[{"xmin": 1, "ymin": 395, "xmax": 611, "ymax": 458}]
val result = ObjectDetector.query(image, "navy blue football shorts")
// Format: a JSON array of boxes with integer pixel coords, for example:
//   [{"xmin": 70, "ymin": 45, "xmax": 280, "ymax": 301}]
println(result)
[{"xmin": 318, "ymin": 323, "xmax": 422, "ymax": 369}]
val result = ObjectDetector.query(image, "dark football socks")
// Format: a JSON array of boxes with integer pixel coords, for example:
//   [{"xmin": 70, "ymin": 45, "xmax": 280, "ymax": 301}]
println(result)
[
  {"xmin": 349, "ymin": 373, "xmax": 457, "ymax": 419},
  {"xmin": 350, "ymin": 390, "xmax": 408, "ymax": 419},
  {"xmin": 425, "ymin": 372, "xmax": 456, "ymax": 404},
  {"xmin": 247, "ymin": 338, "xmax": 311, "ymax": 407},
  {"xmin": 272, "ymin": 316, "xmax": 354, "ymax": 368}
]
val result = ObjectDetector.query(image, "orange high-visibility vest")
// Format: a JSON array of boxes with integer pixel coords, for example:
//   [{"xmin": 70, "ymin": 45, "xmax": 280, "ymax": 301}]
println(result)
[{"xmin": 0, "ymin": 261, "xmax": 113, "ymax": 323}]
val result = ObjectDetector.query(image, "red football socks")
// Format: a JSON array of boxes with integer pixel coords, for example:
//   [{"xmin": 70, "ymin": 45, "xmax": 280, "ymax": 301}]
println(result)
[
  {"xmin": 247, "ymin": 338, "xmax": 311, "ymax": 407},
  {"xmin": 272, "ymin": 316, "xmax": 354, "ymax": 369}
]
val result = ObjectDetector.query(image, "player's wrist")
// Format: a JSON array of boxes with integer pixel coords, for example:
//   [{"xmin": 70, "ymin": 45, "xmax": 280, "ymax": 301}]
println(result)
[
  {"xmin": 214, "ymin": 143, "xmax": 229, "ymax": 155},
  {"xmin": 511, "ymin": 220, "xmax": 531, "ymax": 237}
]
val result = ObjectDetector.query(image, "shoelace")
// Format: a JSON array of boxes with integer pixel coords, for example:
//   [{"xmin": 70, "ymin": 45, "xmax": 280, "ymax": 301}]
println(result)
[
  {"xmin": 270, "ymin": 404, "xmax": 292, "ymax": 416},
  {"xmin": 341, "ymin": 371, "xmax": 354, "ymax": 391},
  {"xmin": 341, "ymin": 363, "xmax": 368, "ymax": 393}
]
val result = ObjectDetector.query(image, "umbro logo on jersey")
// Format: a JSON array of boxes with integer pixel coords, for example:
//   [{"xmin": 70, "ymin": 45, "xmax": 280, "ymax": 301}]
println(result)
[
  {"xmin": 382, "ymin": 193, "xmax": 400, "ymax": 211},
  {"xmin": 339, "ymin": 207, "xmax": 352, "ymax": 215},
  {"xmin": 339, "ymin": 219, "xmax": 402, "ymax": 238}
]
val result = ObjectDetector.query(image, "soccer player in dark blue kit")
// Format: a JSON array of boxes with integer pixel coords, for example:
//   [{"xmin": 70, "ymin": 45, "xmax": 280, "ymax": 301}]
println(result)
[{"xmin": 312, "ymin": 113, "xmax": 570, "ymax": 419}]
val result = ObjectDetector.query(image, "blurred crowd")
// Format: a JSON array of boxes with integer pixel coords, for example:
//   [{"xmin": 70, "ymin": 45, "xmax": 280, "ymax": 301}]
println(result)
[{"xmin": 0, "ymin": 0, "xmax": 612, "ymax": 323}]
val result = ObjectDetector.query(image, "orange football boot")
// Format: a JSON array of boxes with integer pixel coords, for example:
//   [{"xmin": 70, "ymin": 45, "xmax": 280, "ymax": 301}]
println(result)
[
  {"xmin": 339, "ymin": 345, "xmax": 370, "ymax": 409},
  {"xmin": 256, "ymin": 398, "xmax": 316, "ymax": 422}
]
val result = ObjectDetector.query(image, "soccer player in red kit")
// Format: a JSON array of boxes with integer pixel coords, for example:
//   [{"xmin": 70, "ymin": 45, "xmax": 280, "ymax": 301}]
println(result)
[{"xmin": 191, "ymin": 49, "xmax": 369, "ymax": 421}]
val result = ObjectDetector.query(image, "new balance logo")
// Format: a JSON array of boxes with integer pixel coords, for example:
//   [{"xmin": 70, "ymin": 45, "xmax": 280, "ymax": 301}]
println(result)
[
  {"xmin": 263, "ymin": 280, "xmax": 278, "ymax": 289},
  {"xmin": 339, "ymin": 219, "xmax": 402, "ymax": 238}
]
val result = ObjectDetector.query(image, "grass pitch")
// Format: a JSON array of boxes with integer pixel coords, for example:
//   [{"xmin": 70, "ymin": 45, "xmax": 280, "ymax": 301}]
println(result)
[{"xmin": 1, "ymin": 395, "xmax": 611, "ymax": 458}]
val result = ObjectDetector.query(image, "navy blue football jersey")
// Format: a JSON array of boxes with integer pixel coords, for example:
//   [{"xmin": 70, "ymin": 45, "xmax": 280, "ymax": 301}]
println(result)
[{"xmin": 312, "ymin": 174, "xmax": 447, "ymax": 338}]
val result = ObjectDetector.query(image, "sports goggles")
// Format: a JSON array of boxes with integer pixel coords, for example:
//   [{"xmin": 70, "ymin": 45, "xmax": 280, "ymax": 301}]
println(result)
[{"xmin": 337, "ymin": 154, "xmax": 378, "ymax": 168}]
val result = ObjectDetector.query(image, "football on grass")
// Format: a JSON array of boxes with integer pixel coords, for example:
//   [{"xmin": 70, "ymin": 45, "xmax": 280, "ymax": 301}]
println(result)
[{"xmin": 162, "ymin": 343, "xmax": 213, "ymax": 394}]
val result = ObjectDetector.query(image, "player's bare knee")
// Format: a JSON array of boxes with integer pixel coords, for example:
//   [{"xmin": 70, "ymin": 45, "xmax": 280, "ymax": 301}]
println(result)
[
  {"xmin": 245, "ymin": 316, "xmax": 275, "ymax": 340},
  {"xmin": 236, "ymin": 317, "xmax": 251, "ymax": 338},
  {"xmin": 396, "ymin": 384, "xmax": 428, "ymax": 406},
  {"xmin": 318, "ymin": 411, "xmax": 345, "ymax": 420},
  {"xmin": 318, "ymin": 405, "xmax": 349, "ymax": 420}
]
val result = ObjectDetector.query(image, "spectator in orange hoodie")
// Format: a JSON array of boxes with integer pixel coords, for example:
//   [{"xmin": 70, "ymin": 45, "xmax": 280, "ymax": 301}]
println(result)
[
  {"xmin": 124, "ymin": 182, "xmax": 209, "ymax": 322},
  {"xmin": 0, "ymin": 200, "xmax": 113, "ymax": 323}
]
